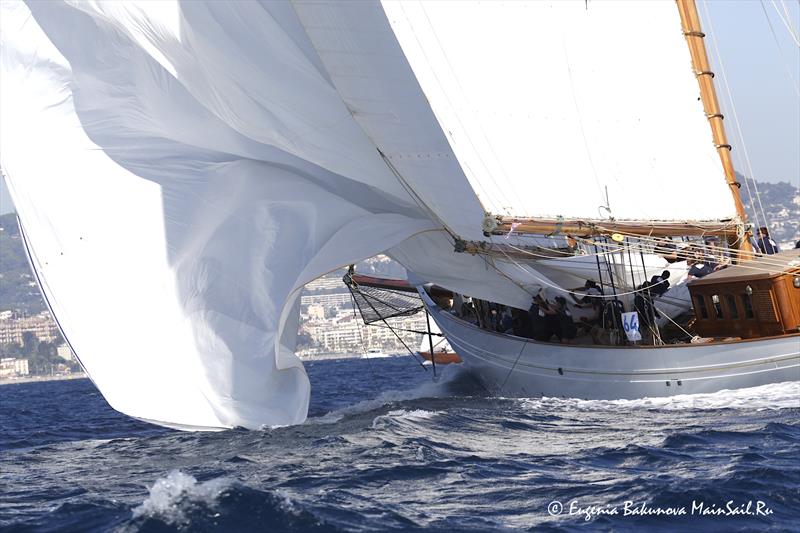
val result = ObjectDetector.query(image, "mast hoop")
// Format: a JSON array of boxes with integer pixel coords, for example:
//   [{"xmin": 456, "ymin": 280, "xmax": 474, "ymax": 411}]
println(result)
[
  {"xmin": 706, "ymin": 113, "xmax": 724, "ymax": 119},
  {"xmin": 694, "ymin": 70, "xmax": 715, "ymax": 78},
  {"xmin": 714, "ymin": 143, "xmax": 732, "ymax": 151},
  {"xmin": 682, "ymin": 30, "xmax": 706, "ymax": 38}
]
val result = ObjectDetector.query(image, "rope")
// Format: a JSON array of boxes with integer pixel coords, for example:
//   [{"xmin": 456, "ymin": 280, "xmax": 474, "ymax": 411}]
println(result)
[
  {"xmin": 345, "ymin": 271, "xmax": 427, "ymax": 370},
  {"xmin": 653, "ymin": 304, "xmax": 695, "ymax": 341},
  {"xmin": 378, "ymin": 150, "xmax": 459, "ymax": 241},
  {"xmin": 770, "ymin": 0, "xmax": 800, "ymax": 47},
  {"xmin": 486, "ymin": 234, "xmax": 797, "ymax": 301},
  {"xmin": 759, "ymin": 0, "xmax": 800, "ymax": 97},
  {"xmin": 499, "ymin": 341, "xmax": 527, "ymax": 392},
  {"xmin": 490, "ymin": 237, "xmax": 674, "ymax": 299},
  {"xmin": 779, "ymin": 0, "xmax": 800, "ymax": 45},
  {"xmin": 501, "ymin": 231, "xmax": 794, "ymax": 276}
]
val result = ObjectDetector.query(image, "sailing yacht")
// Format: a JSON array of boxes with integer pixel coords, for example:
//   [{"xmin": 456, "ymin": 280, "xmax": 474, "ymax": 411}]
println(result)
[{"xmin": 1, "ymin": 0, "xmax": 797, "ymax": 430}]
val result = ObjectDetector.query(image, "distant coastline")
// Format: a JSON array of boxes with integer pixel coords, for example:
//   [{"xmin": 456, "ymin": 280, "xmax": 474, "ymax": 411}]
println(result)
[
  {"xmin": 298, "ymin": 352, "xmax": 377, "ymax": 361},
  {"xmin": 0, "ymin": 373, "xmax": 87, "ymax": 386}
]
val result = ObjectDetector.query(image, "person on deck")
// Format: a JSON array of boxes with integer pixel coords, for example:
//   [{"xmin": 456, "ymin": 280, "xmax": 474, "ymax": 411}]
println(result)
[
  {"xmin": 648, "ymin": 270, "xmax": 671, "ymax": 297},
  {"xmin": 512, "ymin": 308, "xmax": 533, "ymax": 338},
  {"xmin": 529, "ymin": 294, "xmax": 556, "ymax": 342},
  {"xmin": 501, "ymin": 308, "xmax": 513, "ymax": 334},
  {"xmin": 654, "ymin": 237, "xmax": 680, "ymax": 263},
  {"xmin": 571, "ymin": 280, "xmax": 604, "ymax": 312},
  {"xmin": 686, "ymin": 257, "xmax": 714, "ymax": 280},
  {"xmin": 553, "ymin": 296, "xmax": 577, "ymax": 342},
  {"xmin": 755, "ymin": 227, "xmax": 780, "ymax": 255},
  {"xmin": 703, "ymin": 236, "xmax": 730, "ymax": 267}
]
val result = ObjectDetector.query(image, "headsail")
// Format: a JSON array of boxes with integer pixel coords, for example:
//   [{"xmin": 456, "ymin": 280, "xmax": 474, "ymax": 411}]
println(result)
[{"xmin": 0, "ymin": 0, "xmax": 438, "ymax": 429}]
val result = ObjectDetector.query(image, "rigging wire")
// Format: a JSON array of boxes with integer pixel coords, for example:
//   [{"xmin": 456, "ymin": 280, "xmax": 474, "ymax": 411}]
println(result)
[
  {"xmin": 779, "ymin": 0, "xmax": 800, "ymax": 44},
  {"xmin": 491, "ymin": 233, "xmax": 795, "ymax": 283},
  {"xmin": 347, "ymin": 272, "xmax": 428, "ymax": 371},
  {"xmin": 501, "ymin": 238, "xmax": 788, "ymax": 276},
  {"xmin": 575, "ymin": 233, "xmax": 786, "ymax": 272},
  {"xmin": 489, "ymin": 237, "xmax": 676, "ymax": 299},
  {"xmin": 378, "ymin": 149, "xmax": 458, "ymax": 242},
  {"xmin": 653, "ymin": 304, "xmax": 696, "ymax": 340},
  {"xmin": 759, "ymin": 0, "xmax": 800, "ymax": 97},
  {"xmin": 770, "ymin": 0, "xmax": 800, "ymax": 47}
]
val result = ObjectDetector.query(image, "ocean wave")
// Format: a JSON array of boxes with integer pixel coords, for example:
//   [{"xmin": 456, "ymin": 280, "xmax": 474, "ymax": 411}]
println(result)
[
  {"xmin": 5, "ymin": 358, "xmax": 797, "ymax": 532},
  {"xmin": 125, "ymin": 471, "xmax": 328, "ymax": 532},
  {"xmin": 519, "ymin": 381, "xmax": 800, "ymax": 412},
  {"xmin": 308, "ymin": 365, "xmax": 468, "ymax": 425}
]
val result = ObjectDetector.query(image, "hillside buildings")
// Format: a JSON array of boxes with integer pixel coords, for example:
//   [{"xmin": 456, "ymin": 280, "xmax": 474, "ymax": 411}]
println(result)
[
  {"xmin": 0, "ymin": 311, "xmax": 60, "ymax": 345},
  {"xmin": 0, "ymin": 357, "xmax": 29, "ymax": 378}
]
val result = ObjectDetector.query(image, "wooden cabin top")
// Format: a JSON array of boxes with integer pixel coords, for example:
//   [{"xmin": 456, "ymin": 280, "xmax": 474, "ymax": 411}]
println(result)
[
  {"xmin": 689, "ymin": 250, "xmax": 800, "ymax": 286},
  {"xmin": 688, "ymin": 250, "xmax": 800, "ymax": 340}
]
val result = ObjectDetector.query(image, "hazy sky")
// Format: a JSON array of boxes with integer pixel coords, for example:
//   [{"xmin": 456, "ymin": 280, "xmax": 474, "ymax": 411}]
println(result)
[
  {"xmin": 1, "ymin": 0, "xmax": 798, "ymax": 215},
  {"xmin": 702, "ymin": 0, "xmax": 799, "ymax": 186}
]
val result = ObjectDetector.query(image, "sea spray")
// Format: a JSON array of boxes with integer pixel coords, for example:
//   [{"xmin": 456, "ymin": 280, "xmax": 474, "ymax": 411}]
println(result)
[{"xmin": 132, "ymin": 471, "xmax": 232, "ymax": 526}]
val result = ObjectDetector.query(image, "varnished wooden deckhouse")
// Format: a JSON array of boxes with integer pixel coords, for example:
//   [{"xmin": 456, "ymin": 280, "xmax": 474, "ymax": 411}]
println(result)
[{"xmin": 689, "ymin": 251, "xmax": 800, "ymax": 339}]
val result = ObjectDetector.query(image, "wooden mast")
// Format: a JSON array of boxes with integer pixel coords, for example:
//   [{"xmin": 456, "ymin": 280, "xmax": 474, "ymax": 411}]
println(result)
[{"xmin": 676, "ymin": 0, "xmax": 752, "ymax": 253}]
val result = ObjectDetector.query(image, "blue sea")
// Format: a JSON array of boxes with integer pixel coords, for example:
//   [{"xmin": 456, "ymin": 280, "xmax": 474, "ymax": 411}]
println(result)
[{"xmin": 1, "ymin": 356, "xmax": 798, "ymax": 532}]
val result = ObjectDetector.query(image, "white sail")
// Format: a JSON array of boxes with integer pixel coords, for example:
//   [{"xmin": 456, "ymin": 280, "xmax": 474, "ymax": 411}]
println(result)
[
  {"xmin": 382, "ymin": 0, "xmax": 736, "ymax": 222},
  {"xmin": 0, "ymin": 0, "xmax": 439, "ymax": 429}
]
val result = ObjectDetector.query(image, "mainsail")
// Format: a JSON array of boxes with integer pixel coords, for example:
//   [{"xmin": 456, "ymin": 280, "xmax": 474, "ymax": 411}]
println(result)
[
  {"xmin": 0, "ymin": 0, "xmax": 737, "ymax": 429},
  {"xmin": 383, "ymin": 0, "xmax": 736, "ymax": 223}
]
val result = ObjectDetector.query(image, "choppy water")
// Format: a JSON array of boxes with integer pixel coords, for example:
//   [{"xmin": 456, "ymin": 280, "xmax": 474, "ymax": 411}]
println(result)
[{"xmin": 1, "ymin": 356, "xmax": 798, "ymax": 532}]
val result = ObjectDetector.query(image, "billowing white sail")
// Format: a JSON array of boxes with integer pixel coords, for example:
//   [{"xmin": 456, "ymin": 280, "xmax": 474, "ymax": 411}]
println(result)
[
  {"xmin": 1, "ymin": 0, "xmax": 735, "ymax": 430},
  {"xmin": 383, "ymin": 0, "xmax": 735, "ymax": 222},
  {"xmin": 0, "ymin": 0, "xmax": 431, "ymax": 429}
]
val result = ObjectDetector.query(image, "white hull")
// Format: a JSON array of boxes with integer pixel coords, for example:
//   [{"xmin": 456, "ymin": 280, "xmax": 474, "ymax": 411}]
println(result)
[
  {"xmin": 362, "ymin": 351, "xmax": 392, "ymax": 359},
  {"xmin": 417, "ymin": 290, "xmax": 800, "ymax": 399}
]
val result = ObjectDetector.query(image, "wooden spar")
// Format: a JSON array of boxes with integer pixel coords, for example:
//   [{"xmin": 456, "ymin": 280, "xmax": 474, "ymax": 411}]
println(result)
[
  {"xmin": 675, "ymin": 0, "xmax": 753, "ymax": 255},
  {"xmin": 489, "ymin": 216, "xmax": 739, "ymax": 239}
]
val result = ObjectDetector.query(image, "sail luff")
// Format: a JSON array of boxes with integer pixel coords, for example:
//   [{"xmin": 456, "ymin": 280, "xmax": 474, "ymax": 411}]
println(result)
[{"xmin": 675, "ymin": 0, "xmax": 753, "ymax": 254}]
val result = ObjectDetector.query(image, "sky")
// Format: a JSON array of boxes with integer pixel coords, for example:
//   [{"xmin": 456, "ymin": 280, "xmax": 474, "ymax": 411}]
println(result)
[
  {"xmin": 1, "ymin": 0, "xmax": 798, "ymax": 215},
  {"xmin": 701, "ymin": 0, "xmax": 800, "ymax": 187}
]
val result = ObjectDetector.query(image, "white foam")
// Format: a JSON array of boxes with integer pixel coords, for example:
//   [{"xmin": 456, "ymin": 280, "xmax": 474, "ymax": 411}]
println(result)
[
  {"xmin": 520, "ymin": 381, "xmax": 800, "ymax": 412},
  {"xmin": 273, "ymin": 488, "xmax": 302, "ymax": 517},
  {"xmin": 308, "ymin": 365, "xmax": 460, "ymax": 425},
  {"xmin": 131, "ymin": 470, "xmax": 232, "ymax": 525},
  {"xmin": 372, "ymin": 409, "xmax": 437, "ymax": 428}
]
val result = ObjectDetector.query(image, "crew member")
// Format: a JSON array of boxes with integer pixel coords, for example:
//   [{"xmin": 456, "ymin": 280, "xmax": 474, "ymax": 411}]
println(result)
[{"xmin": 755, "ymin": 227, "xmax": 780, "ymax": 255}]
